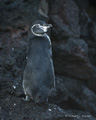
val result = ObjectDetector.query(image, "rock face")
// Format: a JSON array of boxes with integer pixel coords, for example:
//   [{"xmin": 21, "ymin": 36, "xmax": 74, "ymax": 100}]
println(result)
[
  {"xmin": 49, "ymin": 0, "xmax": 80, "ymax": 39},
  {"xmin": 79, "ymin": 9, "xmax": 96, "ymax": 65},
  {"xmin": 0, "ymin": 0, "xmax": 96, "ymax": 119},
  {"xmin": 53, "ymin": 38, "xmax": 94, "ymax": 81},
  {"xmin": 49, "ymin": 0, "xmax": 94, "ymax": 81},
  {"xmin": 1, "ymin": 99, "xmax": 95, "ymax": 120},
  {"xmin": 79, "ymin": 9, "xmax": 96, "ymax": 91},
  {"xmin": 0, "ymin": 0, "xmax": 47, "ymax": 27},
  {"xmin": 53, "ymin": 76, "xmax": 96, "ymax": 117}
]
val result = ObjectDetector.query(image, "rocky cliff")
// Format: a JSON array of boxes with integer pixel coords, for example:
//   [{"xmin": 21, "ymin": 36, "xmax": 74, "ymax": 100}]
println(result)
[{"xmin": 0, "ymin": 0, "xmax": 96, "ymax": 119}]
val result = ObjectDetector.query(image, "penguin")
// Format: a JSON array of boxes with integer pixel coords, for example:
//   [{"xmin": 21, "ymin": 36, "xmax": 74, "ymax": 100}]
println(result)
[{"xmin": 22, "ymin": 20, "xmax": 55, "ymax": 103}]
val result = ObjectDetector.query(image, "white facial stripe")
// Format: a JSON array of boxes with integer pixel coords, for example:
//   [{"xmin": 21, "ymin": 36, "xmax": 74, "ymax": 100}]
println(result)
[
  {"xmin": 31, "ymin": 24, "xmax": 43, "ymax": 36},
  {"xmin": 31, "ymin": 24, "xmax": 52, "ymax": 36},
  {"xmin": 45, "ymin": 34, "xmax": 51, "ymax": 46}
]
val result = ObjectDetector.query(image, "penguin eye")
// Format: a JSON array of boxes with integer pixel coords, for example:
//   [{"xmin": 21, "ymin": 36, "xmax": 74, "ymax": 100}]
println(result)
[{"xmin": 36, "ymin": 24, "xmax": 39, "ymax": 28}]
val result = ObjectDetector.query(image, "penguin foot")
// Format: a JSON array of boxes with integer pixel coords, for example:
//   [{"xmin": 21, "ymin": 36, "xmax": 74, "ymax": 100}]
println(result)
[
  {"xmin": 50, "ymin": 87, "xmax": 57, "ymax": 96},
  {"xmin": 22, "ymin": 95, "xmax": 31, "ymax": 102}
]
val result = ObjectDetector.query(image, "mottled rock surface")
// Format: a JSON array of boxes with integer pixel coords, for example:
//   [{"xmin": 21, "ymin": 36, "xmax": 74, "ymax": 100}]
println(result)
[
  {"xmin": 49, "ymin": 0, "xmax": 80, "ymax": 39},
  {"xmin": 53, "ymin": 76, "xmax": 96, "ymax": 117},
  {"xmin": 52, "ymin": 38, "xmax": 94, "ymax": 81},
  {"xmin": 0, "ymin": 0, "xmax": 47, "ymax": 27},
  {"xmin": 0, "ymin": 0, "xmax": 96, "ymax": 119},
  {"xmin": 79, "ymin": 9, "xmax": 96, "ymax": 91}
]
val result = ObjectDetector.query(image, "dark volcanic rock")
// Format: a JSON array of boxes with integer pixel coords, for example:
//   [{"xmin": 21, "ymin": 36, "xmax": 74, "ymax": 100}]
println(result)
[
  {"xmin": 0, "ymin": 0, "xmax": 44, "ymax": 27},
  {"xmin": 88, "ymin": 66, "xmax": 96, "ymax": 93},
  {"xmin": 79, "ymin": 9, "xmax": 96, "ymax": 91},
  {"xmin": 79, "ymin": 9, "xmax": 91, "ymax": 41},
  {"xmin": 87, "ymin": 21, "xmax": 96, "ymax": 66},
  {"xmin": 49, "ymin": 0, "xmax": 80, "ymax": 40},
  {"xmin": 79, "ymin": 10, "xmax": 96, "ymax": 60},
  {"xmin": 54, "ymin": 76, "xmax": 96, "ymax": 117},
  {"xmin": 75, "ymin": 0, "xmax": 89, "ymax": 9},
  {"xmin": 0, "ymin": 0, "xmax": 96, "ymax": 119},
  {"xmin": 53, "ymin": 38, "xmax": 94, "ymax": 81},
  {"xmin": 48, "ymin": 0, "xmax": 95, "ymax": 81},
  {"xmin": 0, "ymin": 94, "xmax": 95, "ymax": 120},
  {"xmin": 79, "ymin": 9, "xmax": 96, "ymax": 47},
  {"xmin": 0, "ymin": 26, "xmax": 29, "ymax": 97}
]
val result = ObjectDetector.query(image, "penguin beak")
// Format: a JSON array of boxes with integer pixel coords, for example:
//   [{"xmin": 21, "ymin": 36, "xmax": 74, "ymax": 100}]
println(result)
[{"xmin": 38, "ymin": 24, "xmax": 52, "ymax": 32}]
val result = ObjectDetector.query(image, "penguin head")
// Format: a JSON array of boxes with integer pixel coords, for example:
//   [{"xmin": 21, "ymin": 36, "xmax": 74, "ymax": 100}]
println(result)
[{"xmin": 31, "ymin": 20, "xmax": 52, "ymax": 36}]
